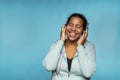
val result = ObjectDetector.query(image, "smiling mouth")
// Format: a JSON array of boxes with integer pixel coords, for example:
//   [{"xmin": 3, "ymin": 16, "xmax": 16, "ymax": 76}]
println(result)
[{"xmin": 69, "ymin": 32, "xmax": 76, "ymax": 37}]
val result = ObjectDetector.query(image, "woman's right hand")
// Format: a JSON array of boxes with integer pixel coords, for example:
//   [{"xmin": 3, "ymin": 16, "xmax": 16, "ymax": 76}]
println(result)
[{"xmin": 60, "ymin": 25, "xmax": 66, "ymax": 42}]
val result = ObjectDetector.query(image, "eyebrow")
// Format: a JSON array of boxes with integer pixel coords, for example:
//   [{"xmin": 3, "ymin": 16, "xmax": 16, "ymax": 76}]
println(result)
[{"xmin": 68, "ymin": 22, "xmax": 83, "ymax": 26}]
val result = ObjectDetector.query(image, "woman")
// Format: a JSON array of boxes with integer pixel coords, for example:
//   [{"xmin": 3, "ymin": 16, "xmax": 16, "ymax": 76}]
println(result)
[{"xmin": 42, "ymin": 13, "xmax": 96, "ymax": 80}]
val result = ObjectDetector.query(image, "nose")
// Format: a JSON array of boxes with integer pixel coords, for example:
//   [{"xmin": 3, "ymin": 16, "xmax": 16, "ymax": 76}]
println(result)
[{"xmin": 71, "ymin": 25, "xmax": 76, "ymax": 31}]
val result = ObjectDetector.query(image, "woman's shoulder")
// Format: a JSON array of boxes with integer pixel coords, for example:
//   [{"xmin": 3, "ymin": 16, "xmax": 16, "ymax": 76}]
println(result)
[
  {"xmin": 52, "ymin": 40, "xmax": 59, "ymax": 44},
  {"xmin": 51, "ymin": 40, "xmax": 64, "ymax": 46}
]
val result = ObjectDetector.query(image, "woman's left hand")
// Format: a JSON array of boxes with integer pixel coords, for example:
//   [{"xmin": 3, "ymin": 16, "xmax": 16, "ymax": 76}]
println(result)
[
  {"xmin": 77, "ymin": 29, "xmax": 88, "ymax": 46},
  {"xmin": 60, "ymin": 25, "xmax": 66, "ymax": 42}
]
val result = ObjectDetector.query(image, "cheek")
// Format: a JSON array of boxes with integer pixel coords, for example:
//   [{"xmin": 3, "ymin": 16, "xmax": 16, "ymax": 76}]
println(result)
[
  {"xmin": 66, "ymin": 27, "xmax": 70, "ymax": 33},
  {"xmin": 66, "ymin": 30, "xmax": 69, "ymax": 35},
  {"xmin": 77, "ymin": 29, "xmax": 83, "ymax": 35},
  {"xmin": 66, "ymin": 26, "xmax": 71, "ymax": 30}
]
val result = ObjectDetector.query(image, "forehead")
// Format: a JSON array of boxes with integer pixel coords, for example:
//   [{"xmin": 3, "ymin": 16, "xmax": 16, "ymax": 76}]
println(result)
[{"xmin": 69, "ymin": 17, "xmax": 83, "ymax": 25}]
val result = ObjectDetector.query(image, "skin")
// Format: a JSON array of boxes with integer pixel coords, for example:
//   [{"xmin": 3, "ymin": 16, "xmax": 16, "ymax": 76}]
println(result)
[{"xmin": 60, "ymin": 17, "xmax": 88, "ymax": 59}]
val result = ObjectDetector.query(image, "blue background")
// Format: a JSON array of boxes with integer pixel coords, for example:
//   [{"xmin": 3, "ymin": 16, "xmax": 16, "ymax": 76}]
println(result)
[{"xmin": 0, "ymin": 0, "xmax": 120, "ymax": 80}]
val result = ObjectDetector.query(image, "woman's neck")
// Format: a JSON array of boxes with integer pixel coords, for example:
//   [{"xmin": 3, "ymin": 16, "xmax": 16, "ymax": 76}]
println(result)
[{"xmin": 65, "ymin": 39, "xmax": 77, "ymax": 47}]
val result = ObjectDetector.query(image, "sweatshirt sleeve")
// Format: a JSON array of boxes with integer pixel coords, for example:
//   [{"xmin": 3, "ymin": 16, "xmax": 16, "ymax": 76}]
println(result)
[
  {"xmin": 42, "ymin": 40, "xmax": 64, "ymax": 71},
  {"xmin": 77, "ymin": 42, "xmax": 96, "ymax": 78}
]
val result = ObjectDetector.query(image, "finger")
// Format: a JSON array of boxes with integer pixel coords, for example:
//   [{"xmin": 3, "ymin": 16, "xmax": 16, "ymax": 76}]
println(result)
[
  {"xmin": 63, "ymin": 25, "xmax": 66, "ymax": 32},
  {"xmin": 60, "ymin": 25, "xmax": 64, "ymax": 35},
  {"xmin": 61, "ymin": 26, "xmax": 64, "ymax": 31},
  {"xmin": 83, "ymin": 31, "xmax": 86, "ymax": 36},
  {"xmin": 83, "ymin": 30, "xmax": 88, "ymax": 38},
  {"xmin": 61, "ymin": 25, "xmax": 66, "ymax": 31},
  {"xmin": 85, "ymin": 29, "xmax": 88, "ymax": 37},
  {"xmin": 64, "ymin": 25, "xmax": 66, "ymax": 30}
]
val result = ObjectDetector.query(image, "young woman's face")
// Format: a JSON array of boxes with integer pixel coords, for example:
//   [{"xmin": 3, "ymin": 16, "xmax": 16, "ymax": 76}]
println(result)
[{"xmin": 66, "ymin": 17, "xmax": 84, "ymax": 42}]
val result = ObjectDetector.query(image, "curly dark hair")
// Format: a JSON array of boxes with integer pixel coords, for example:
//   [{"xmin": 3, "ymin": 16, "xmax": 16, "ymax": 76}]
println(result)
[{"xmin": 65, "ymin": 13, "xmax": 88, "ymax": 30}]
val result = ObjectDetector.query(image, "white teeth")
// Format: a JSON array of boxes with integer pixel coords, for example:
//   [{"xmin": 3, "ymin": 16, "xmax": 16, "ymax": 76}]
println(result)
[{"xmin": 70, "ymin": 32, "xmax": 75, "ymax": 37}]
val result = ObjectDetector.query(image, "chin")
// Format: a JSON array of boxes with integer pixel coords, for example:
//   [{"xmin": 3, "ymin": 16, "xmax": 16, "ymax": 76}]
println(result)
[{"xmin": 68, "ymin": 37, "xmax": 79, "ymax": 42}]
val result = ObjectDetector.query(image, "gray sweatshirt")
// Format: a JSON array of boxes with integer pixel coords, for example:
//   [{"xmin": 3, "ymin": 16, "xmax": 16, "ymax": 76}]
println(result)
[{"xmin": 43, "ymin": 40, "xmax": 96, "ymax": 80}]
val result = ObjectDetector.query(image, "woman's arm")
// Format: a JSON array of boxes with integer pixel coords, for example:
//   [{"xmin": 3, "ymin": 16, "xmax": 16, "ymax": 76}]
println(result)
[
  {"xmin": 42, "ymin": 40, "xmax": 64, "ymax": 71},
  {"xmin": 77, "ymin": 42, "xmax": 96, "ymax": 78}
]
